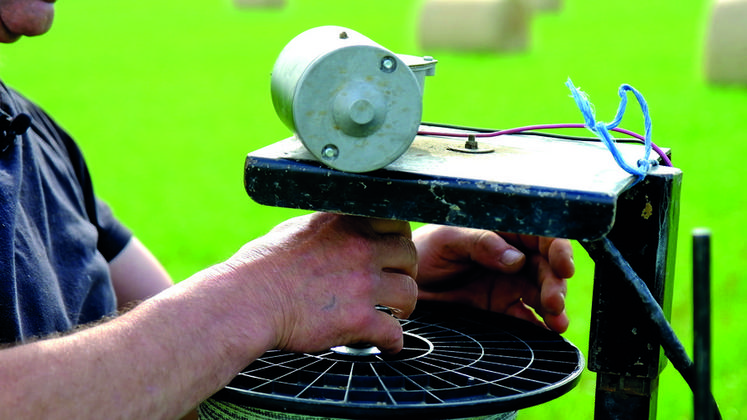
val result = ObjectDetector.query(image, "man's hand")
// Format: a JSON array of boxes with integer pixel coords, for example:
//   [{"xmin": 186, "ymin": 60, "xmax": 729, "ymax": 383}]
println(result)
[
  {"xmin": 225, "ymin": 213, "xmax": 418, "ymax": 354},
  {"xmin": 413, "ymin": 225, "xmax": 574, "ymax": 333}
]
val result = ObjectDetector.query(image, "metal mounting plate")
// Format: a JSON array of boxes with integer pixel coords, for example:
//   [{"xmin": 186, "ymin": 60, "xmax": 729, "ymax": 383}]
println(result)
[{"xmin": 244, "ymin": 125, "xmax": 678, "ymax": 240}]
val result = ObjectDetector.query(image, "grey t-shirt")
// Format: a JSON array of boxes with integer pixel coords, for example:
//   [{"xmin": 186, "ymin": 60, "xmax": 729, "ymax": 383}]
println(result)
[{"xmin": 0, "ymin": 82, "xmax": 131, "ymax": 343}]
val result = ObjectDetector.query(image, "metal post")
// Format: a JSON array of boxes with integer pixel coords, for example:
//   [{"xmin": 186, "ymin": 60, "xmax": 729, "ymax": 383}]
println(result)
[
  {"xmin": 585, "ymin": 170, "xmax": 682, "ymax": 420},
  {"xmin": 693, "ymin": 229, "xmax": 713, "ymax": 420}
]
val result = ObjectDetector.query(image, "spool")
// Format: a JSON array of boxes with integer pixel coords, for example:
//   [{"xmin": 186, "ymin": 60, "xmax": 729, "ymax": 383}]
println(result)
[
  {"xmin": 200, "ymin": 301, "xmax": 583, "ymax": 419},
  {"xmin": 271, "ymin": 26, "xmax": 434, "ymax": 173},
  {"xmin": 198, "ymin": 400, "xmax": 516, "ymax": 420}
]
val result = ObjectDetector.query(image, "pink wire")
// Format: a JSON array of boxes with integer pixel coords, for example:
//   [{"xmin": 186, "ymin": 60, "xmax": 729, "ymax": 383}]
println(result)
[{"xmin": 417, "ymin": 123, "xmax": 673, "ymax": 167}]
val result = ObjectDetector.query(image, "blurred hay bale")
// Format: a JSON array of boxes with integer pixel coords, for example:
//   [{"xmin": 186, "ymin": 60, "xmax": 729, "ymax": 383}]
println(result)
[
  {"xmin": 704, "ymin": 0, "xmax": 747, "ymax": 84},
  {"xmin": 529, "ymin": 0, "xmax": 562, "ymax": 12},
  {"xmin": 418, "ymin": 0, "xmax": 531, "ymax": 52},
  {"xmin": 233, "ymin": 0, "xmax": 286, "ymax": 8}
]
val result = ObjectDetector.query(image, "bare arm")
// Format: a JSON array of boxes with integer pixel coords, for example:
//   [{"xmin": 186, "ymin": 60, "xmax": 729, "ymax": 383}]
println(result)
[
  {"xmin": 0, "ymin": 214, "xmax": 418, "ymax": 419},
  {"xmin": 0, "ymin": 265, "xmax": 274, "ymax": 419},
  {"xmin": 109, "ymin": 236, "xmax": 174, "ymax": 311},
  {"xmin": 110, "ymin": 236, "xmax": 200, "ymax": 420}
]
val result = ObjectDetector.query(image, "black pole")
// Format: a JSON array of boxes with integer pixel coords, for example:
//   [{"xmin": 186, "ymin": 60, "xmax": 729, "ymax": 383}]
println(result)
[{"xmin": 693, "ymin": 228, "xmax": 713, "ymax": 420}]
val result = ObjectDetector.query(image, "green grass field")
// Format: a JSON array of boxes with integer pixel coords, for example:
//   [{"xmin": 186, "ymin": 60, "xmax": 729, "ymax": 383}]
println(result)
[{"xmin": 1, "ymin": 0, "xmax": 744, "ymax": 418}]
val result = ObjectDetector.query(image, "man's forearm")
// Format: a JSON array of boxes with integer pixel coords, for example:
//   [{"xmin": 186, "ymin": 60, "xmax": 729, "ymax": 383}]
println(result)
[
  {"xmin": 0, "ymin": 264, "xmax": 275, "ymax": 420},
  {"xmin": 0, "ymin": 213, "xmax": 421, "ymax": 418}
]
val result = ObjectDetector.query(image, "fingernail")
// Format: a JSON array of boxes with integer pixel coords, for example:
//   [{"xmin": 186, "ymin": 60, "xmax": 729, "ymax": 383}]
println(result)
[{"xmin": 500, "ymin": 249, "xmax": 524, "ymax": 266}]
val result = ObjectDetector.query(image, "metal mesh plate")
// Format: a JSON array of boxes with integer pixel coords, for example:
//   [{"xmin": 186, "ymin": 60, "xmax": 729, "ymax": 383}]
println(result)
[{"xmin": 210, "ymin": 301, "xmax": 584, "ymax": 419}]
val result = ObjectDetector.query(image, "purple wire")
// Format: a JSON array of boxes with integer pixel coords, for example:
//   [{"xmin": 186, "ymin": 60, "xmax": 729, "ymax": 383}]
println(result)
[{"xmin": 417, "ymin": 123, "xmax": 673, "ymax": 167}]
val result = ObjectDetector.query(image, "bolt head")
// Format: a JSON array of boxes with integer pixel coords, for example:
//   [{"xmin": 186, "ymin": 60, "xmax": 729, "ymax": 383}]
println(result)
[
  {"xmin": 321, "ymin": 144, "xmax": 339, "ymax": 160},
  {"xmin": 380, "ymin": 56, "xmax": 397, "ymax": 73}
]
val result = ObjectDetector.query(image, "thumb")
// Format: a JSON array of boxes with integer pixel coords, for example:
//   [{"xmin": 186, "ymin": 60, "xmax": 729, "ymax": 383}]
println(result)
[
  {"xmin": 344, "ymin": 309, "xmax": 405, "ymax": 355},
  {"xmin": 468, "ymin": 231, "xmax": 526, "ymax": 273}
]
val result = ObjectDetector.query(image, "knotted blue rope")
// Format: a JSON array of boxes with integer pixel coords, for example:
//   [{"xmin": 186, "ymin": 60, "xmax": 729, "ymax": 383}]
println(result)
[{"xmin": 566, "ymin": 78, "xmax": 656, "ymax": 183}]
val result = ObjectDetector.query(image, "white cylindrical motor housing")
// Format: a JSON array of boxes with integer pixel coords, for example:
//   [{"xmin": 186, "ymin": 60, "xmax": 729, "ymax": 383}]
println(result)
[{"xmin": 271, "ymin": 26, "xmax": 430, "ymax": 172}]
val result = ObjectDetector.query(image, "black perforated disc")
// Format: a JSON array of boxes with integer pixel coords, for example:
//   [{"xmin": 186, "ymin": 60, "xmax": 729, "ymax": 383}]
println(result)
[{"xmin": 212, "ymin": 301, "xmax": 584, "ymax": 419}]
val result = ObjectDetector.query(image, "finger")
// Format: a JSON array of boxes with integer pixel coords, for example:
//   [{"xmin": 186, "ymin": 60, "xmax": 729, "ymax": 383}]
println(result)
[
  {"xmin": 534, "ymin": 255, "xmax": 568, "ymax": 317},
  {"xmin": 377, "ymin": 234, "xmax": 419, "ymax": 279},
  {"xmin": 348, "ymin": 309, "xmax": 405, "ymax": 354},
  {"xmin": 543, "ymin": 310, "xmax": 570, "ymax": 333},
  {"xmin": 473, "ymin": 231, "xmax": 527, "ymax": 273},
  {"xmin": 492, "ymin": 258, "xmax": 568, "ymax": 333},
  {"xmin": 373, "ymin": 310, "xmax": 406, "ymax": 354},
  {"xmin": 548, "ymin": 238, "xmax": 575, "ymax": 279},
  {"xmin": 538, "ymin": 237, "xmax": 574, "ymax": 277},
  {"xmin": 376, "ymin": 272, "xmax": 418, "ymax": 319},
  {"xmin": 504, "ymin": 299, "xmax": 547, "ymax": 329},
  {"xmin": 504, "ymin": 297, "xmax": 569, "ymax": 333},
  {"xmin": 432, "ymin": 229, "xmax": 527, "ymax": 273},
  {"xmin": 417, "ymin": 275, "xmax": 495, "ymax": 310},
  {"xmin": 489, "ymin": 273, "xmax": 539, "ymax": 314},
  {"xmin": 501, "ymin": 232, "xmax": 540, "ymax": 251},
  {"xmin": 367, "ymin": 218, "xmax": 412, "ymax": 237},
  {"xmin": 416, "ymin": 226, "xmax": 526, "ymax": 270}
]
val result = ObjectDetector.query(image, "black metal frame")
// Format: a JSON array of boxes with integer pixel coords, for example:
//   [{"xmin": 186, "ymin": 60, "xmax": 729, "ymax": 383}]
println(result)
[
  {"xmin": 243, "ymin": 132, "xmax": 683, "ymax": 419},
  {"xmin": 581, "ymin": 173, "xmax": 681, "ymax": 419}
]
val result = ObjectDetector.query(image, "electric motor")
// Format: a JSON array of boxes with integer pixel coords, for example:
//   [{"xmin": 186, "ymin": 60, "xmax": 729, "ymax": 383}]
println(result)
[{"xmin": 271, "ymin": 26, "xmax": 435, "ymax": 172}]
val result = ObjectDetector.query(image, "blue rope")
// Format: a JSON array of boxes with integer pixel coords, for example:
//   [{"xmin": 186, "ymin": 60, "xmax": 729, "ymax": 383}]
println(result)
[{"xmin": 566, "ymin": 78, "xmax": 656, "ymax": 183}]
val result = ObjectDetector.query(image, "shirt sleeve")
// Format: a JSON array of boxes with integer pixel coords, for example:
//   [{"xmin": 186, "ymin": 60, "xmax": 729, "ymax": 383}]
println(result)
[{"xmin": 94, "ymin": 196, "xmax": 133, "ymax": 261}]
